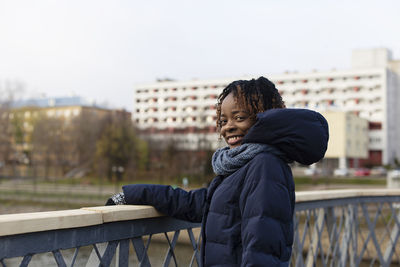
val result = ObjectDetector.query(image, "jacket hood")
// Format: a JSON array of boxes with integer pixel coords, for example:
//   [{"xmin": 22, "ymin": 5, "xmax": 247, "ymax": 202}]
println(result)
[{"xmin": 243, "ymin": 108, "xmax": 329, "ymax": 165}]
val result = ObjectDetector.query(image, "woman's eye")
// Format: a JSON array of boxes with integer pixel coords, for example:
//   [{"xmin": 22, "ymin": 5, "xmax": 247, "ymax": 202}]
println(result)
[
  {"xmin": 219, "ymin": 120, "xmax": 227, "ymax": 126},
  {"xmin": 235, "ymin": 116, "xmax": 246, "ymax": 121}
]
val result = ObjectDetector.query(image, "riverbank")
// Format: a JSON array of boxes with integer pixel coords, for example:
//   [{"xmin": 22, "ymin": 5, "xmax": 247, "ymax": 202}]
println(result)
[{"xmin": 0, "ymin": 176, "xmax": 388, "ymax": 215}]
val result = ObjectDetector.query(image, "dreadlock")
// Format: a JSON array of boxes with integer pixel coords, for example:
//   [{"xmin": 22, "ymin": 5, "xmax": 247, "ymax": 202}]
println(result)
[{"xmin": 216, "ymin": 76, "xmax": 285, "ymax": 130}]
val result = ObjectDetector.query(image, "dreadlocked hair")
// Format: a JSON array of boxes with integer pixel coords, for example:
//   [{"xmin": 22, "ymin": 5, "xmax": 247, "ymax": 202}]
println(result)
[{"xmin": 216, "ymin": 76, "xmax": 285, "ymax": 130}]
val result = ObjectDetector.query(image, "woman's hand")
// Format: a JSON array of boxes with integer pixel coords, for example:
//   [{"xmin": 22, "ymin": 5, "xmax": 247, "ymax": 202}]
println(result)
[{"xmin": 105, "ymin": 192, "xmax": 126, "ymax": 205}]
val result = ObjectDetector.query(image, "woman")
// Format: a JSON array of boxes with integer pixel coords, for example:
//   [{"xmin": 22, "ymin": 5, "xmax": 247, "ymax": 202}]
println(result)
[{"xmin": 107, "ymin": 77, "xmax": 329, "ymax": 266}]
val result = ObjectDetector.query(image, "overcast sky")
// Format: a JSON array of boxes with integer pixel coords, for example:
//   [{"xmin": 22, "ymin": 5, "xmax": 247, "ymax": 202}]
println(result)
[{"xmin": 0, "ymin": 0, "xmax": 399, "ymax": 111}]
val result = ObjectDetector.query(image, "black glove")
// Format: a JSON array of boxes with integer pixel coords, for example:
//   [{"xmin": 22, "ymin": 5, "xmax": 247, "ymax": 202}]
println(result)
[
  {"xmin": 105, "ymin": 192, "xmax": 126, "ymax": 205},
  {"xmin": 105, "ymin": 198, "xmax": 116, "ymax": 206}
]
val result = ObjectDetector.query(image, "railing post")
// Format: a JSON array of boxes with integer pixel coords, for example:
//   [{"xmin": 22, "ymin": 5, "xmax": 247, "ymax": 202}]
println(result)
[
  {"xmin": 349, "ymin": 204, "xmax": 358, "ymax": 267},
  {"xmin": 132, "ymin": 237, "xmax": 151, "ymax": 267},
  {"xmin": 305, "ymin": 208, "xmax": 325, "ymax": 267},
  {"xmin": 293, "ymin": 213, "xmax": 306, "ymax": 267},
  {"xmin": 118, "ymin": 239, "xmax": 130, "ymax": 267},
  {"xmin": 383, "ymin": 204, "xmax": 400, "ymax": 265},
  {"xmin": 325, "ymin": 206, "xmax": 337, "ymax": 266},
  {"xmin": 86, "ymin": 243, "xmax": 107, "ymax": 267},
  {"xmin": 339, "ymin": 204, "xmax": 355, "ymax": 267}
]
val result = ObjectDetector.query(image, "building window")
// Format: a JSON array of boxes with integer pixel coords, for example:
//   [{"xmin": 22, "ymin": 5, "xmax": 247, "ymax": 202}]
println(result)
[
  {"xmin": 369, "ymin": 122, "xmax": 382, "ymax": 130},
  {"xmin": 209, "ymin": 94, "xmax": 217, "ymax": 99}
]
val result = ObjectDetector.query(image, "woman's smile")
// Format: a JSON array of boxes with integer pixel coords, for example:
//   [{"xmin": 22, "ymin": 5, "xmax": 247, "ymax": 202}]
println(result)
[
  {"xmin": 220, "ymin": 93, "xmax": 256, "ymax": 148},
  {"xmin": 226, "ymin": 135, "xmax": 244, "ymax": 146}
]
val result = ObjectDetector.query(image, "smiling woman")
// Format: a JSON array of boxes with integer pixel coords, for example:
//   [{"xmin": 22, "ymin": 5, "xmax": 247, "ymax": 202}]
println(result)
[
  {"xmin": 106, "ymin": 77, "xmax": 329, "ymax": 266},
  {"xmin": 216, "ymin": 77, "xmax": 285, "ymax": 148},
  {"xmin": 219, "ymin": 94, "xmax": 255, "ymax": 148}
]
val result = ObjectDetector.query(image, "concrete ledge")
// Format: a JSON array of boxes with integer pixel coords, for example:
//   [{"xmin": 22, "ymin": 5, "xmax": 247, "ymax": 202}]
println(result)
[
  {"xmin": 81, "ymin": 205, "xmax": 164, "ymax": 223},
  {"xmin": 0, "ymin": 205, "xmax": 164, "ymax": 237},
  {"xmin": 0, "ymin": 209, "xmax": 103, "ymax": 236},
  {"xmin": 296, "ymin": 188, "xmax": 400, "ymax": 202}
]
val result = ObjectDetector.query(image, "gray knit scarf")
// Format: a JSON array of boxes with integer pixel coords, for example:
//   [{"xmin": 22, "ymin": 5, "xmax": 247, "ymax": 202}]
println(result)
[{"xmin": 212, "ymin": 143, "xmax": 287, "ymax": 176}]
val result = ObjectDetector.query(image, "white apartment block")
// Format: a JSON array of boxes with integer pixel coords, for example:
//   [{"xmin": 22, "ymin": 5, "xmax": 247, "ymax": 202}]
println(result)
[{"xmin": 133, "ymin": 48, "xmax": 400, "ymax": 165}]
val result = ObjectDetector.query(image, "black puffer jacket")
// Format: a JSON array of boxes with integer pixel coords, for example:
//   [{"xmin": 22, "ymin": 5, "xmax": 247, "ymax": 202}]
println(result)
[{"xmin": 123, "ymin": 108, "xmax": 329, "ymax": 266}]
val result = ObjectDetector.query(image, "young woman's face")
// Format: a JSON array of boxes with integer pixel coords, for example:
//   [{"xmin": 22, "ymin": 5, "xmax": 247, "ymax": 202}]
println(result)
[{"xmin": 219, "ymin": 93, "xmax": 256, "ymax": 149}]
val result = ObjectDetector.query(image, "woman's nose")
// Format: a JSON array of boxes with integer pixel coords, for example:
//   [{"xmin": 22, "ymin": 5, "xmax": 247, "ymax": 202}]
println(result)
[{"xmin": 222, "ymin": 121, "xmax": 236, "ymax": 133}]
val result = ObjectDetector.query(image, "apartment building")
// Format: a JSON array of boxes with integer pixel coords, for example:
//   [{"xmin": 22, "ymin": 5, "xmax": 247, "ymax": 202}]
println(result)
[
  {"xmin": 133, "ymin": 48, "xmax": 400, "ymax": 165},
  {"xmin": 321, "ymin": 111, "xmax": 369, "ymax": 168},
  {"xmin": 9, "ymin": 96, "xmax": 131, "ymax": 161}
]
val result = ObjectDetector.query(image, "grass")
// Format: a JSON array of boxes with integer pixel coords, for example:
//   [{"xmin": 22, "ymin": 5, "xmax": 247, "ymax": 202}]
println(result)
[
  {"xmin": 294, "ymin": 176, "xmax": 386, "ymax": 185},
  {"xmin": 0, "ymin": 198, "xmax": 87, "ymax": 210},
  {"xmin": 0, "ymin": 189, "xmax": 108, "ymax": 199},
  {"xmin": 39, "ymin": 176, "xmax": 174, "ymax": 187}
]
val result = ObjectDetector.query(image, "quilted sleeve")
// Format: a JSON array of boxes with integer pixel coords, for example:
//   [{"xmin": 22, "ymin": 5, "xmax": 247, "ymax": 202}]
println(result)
[
  {"xmin": 239, "ymin": 154, "xmax": 294, "ymax": 266},
  {"xmin": 122, "ymin": 184, "xmax": 207, "ymax": 223}
]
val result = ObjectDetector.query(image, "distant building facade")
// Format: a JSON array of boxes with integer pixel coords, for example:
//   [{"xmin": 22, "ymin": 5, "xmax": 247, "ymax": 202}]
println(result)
[
  {"xmin": 322, "ymin": 111, "xmax": 369, "ymax": 168},
  {"xmin": 133, "ymin": 48, "xmax": 400, "ymax": 165},
  {"xmin": 9, "ymin": 96, "xmax": 131, "ymax": 165}
]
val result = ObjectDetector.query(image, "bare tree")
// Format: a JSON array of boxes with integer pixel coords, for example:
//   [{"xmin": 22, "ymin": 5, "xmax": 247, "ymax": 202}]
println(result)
[
  {"xmin": 95, "ymin": 110, "xmax": 140, "ymax": 181},
  {"xmin": 31, "ymin": 116, "xmax": 69, "ymax": 179},
  {"xmin": 68, "ymin": 109, "xmax": 103, "ymax": 169},
  {"xmin": 0, "ymin": 80, "xmax": 24, "ymax": 175}
]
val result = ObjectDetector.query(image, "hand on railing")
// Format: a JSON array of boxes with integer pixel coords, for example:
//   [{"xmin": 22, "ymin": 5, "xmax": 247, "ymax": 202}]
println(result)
[{"xmin": 105, "ymin": 192, "xmax": 126, "ymax": 205}]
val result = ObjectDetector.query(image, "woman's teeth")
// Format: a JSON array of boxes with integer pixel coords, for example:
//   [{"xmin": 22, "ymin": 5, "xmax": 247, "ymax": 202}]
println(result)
[
  {"xmin": 227, "ymin": 136, "xmax": 243, "ymax": 144},
  {"xmin": 229, "ymin": 136, "xmax": 240, "ymax": 141}
]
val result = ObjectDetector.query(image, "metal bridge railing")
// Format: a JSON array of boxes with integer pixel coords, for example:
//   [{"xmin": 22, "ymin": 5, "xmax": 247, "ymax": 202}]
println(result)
[
  {"xmin": 1, "ymin": 189, "xmax": 400, "ymax": 266},
  {"xmin": 0, "ymin": 206, "xmax": 201, "ymax": 267},
  {"xmin": 293, "ymin": 189, "xmax": 400, "ymax": 267}
]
